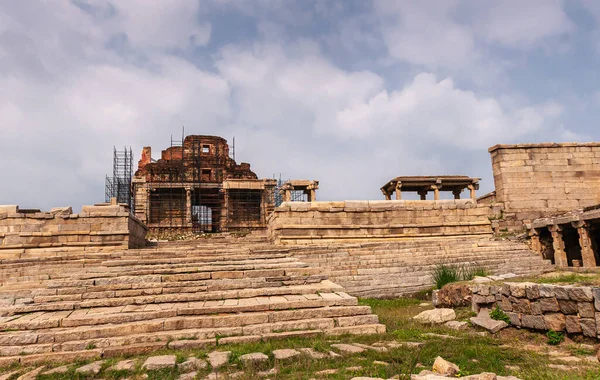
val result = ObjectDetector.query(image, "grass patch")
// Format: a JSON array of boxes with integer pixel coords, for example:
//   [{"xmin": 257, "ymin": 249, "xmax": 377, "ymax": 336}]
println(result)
[{"xmin": 432, "ymin": 264, "xmax": 460, "ymax": 289}]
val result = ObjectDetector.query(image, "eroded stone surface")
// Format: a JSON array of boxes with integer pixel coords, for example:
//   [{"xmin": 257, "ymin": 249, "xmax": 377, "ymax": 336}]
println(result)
[
  {"xmin": 413, "ymin": 308, "xmax": 456, "ymax": 324},
  {"xmin": 75, "ymin": 361, "xmax": 103, "ymax": 375},
  {"xmin": 179, "ymin": 357, "xmax": 207, "ymax": 373},
  {"xmin": 331, "ymin": 343, "xmax": 366, "ymax": 354},
  {"xmin": 207, "ymin": 351, "xmax": 231, "ymax": 369},
  {"xmin": 142, "ymin": 355, "xmax": 176, "ymax": 371},
  {"xmin": 272, "ymin": 349, "xmax": 300, "ymax": 360},
  {"xmin": 239, "ymin": 352, "xmax": 269, "ymax": 364},
  {"xmin": 432, "ymin": 356, "xmax": 460, "ymax": 377},
  {"xmin": 108, "ymin": 359, "xmax": 135, "ymax": 372}
]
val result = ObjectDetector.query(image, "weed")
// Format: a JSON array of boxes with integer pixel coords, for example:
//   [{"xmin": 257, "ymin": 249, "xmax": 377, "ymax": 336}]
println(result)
[
  {"xmin": 489, "ymin": 306, "xmax": 510, "ymax": 324},
  {"xmin": 432, "ymin": 264, "xmax": 460, "ymax": 289},
  {"xmin": 546, "ymin": 330, "xmax": 564, "ymax": 345},
  {"xmin": 459, "ymin": 264, "xmax": 488, "ymax": 281},
  {"xmin": 85, "ymin": 343, "xmax": 97, "ymax": 350}
]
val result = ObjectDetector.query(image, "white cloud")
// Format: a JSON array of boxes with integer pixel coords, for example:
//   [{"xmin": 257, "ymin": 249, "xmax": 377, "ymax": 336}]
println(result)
[{"xmin": 373, "ymin": 0, "xmax": 574, "ymax": 69}]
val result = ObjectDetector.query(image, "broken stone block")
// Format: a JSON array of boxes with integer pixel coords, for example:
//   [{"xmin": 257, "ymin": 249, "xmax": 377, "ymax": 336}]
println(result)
[
  {"xmin": 41, "ymin": 366, "xmax": 69, "ymax": 375},
  {"xmin": 445, "ymin": 320, "xmax": 468, "ymax": 330},
  {"xmin": 331, "ymin": 343, "xmax": 366, "ymax": 354},
  {"xmin": 76, "ymin": 360, "xmax": 103, "ymax": 375},
  {"xmin": 432, "ymin": 356, "xmax": 460, "ymax": 376},
  {"xmin": 179, "ymin": 357, "xmax": 207, "ymax": 373},
  {"xmin": 272, "ymin": 349, "xmax": 300, "ymax": 360},
  {"xmin": 470, "ymin": 315, "xmax": 508, "ymax": 333},
  {"xmin": 413, "ymin": 308, "xmax": 456, "ymax": 324},
  {"xmin": 207, "ymin": 351, "xmax": 231, "ymax": 369},
  {"xmin": 506, "ymin": 312, "xmax": 521, "ymax": 327},
  {"xmin": 239, "ymin": 352, "xmax": 269, "ymax": 364},
  {"xmin": 142, "ymin": 355, "xmax": 176, "ymax": 371},
  {"xmin": 108, "ymin": 360, "xmax": 135, "ymax": 372},
  {"xmin": 298, "ymin": 348, "xmax": 327, "ymax": 359},
  {"xmin": 554, "ymin": 286, "xmax": 570, "ymax": 300}
]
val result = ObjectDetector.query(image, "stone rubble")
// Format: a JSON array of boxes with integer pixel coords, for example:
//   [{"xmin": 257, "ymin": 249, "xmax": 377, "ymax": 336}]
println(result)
[
  {"xmin": 272, "ymin": 348, "xmax": 300, "ymax": 360},
  {"xmin": 207, "ymin": 351, "xmax": 231, "ymax": 369},
  {"xmin": 142, "ymin": 355, "xmax": 177, "ymax": 371},
  {"xmin": 75, "ymin": 360, "xmax": 103, "ymax": 375},
  {"xmin": 413, "ymin": 308, "xmax": 456, "ymax": 324},
  {"xmin": 239, "ymin": 352, "xmax": 269, "ymax": 364}
]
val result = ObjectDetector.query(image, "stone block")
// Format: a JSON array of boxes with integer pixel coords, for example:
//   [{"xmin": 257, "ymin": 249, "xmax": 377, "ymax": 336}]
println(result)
[
  {"xmin": 525, "ymin": 284, "xmax": 540, "ymax": 299},
  {"xmin": 554, "ymin": 286, "xmax": 570, "ymax": 300},
  {"xmin": 566, "ymin": 315, "xmax": 582, "ymax": 333},
  {"xmin": 593, "ymin": 288, "xmax": 600, "ymax": 311},
  {"xmin": 539, "ymin": 297, "xmax": 560, "ymax": 312},
  {"xmin": 506, "ymin": 312, "xmax": 521, "ymax": 327},
  {"xmin": 530, "ymin": 302, "xmax": 542, "ymax": 315},
  {"xmin": 509, "ymin": 283, "xmax": 527, "ymax": 298},
  {"xmin": 580, "ymin": 318, "xmax": 596, "ymax": 337},
  {"xmin": 543, "ymin": 313, "xmax": 566, "ymax": 332},
  {"xmin": 558, "ymin": 300, "xmax": 578, "ymax": 314},
  {"xmin": 568, "ymin": 287, "xmax": 593, "ymax": 302},
  {"xmin": 578, "ymin": 302, "xmax": 595, "ymax": 318},
  {"xmin": 521, "ymin": 315, "xmax": 546, "ymax": 330}
]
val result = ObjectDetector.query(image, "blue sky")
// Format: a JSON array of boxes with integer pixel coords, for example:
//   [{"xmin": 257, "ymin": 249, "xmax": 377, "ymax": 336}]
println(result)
[{"xmin": 1, "ymin": 0, "xmax": 600, "ymax": 210}]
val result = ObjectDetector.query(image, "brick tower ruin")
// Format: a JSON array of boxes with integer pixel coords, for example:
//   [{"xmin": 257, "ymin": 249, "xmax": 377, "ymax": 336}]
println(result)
[{"xmin": 132, "ymin": 135, "xmax": 276, "ymax": 234}]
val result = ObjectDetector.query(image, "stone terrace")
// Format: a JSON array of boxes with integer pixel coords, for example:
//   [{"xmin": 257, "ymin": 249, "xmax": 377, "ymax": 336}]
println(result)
[
  {"xmin": 288, "ymin": 236, "xmax": 554, "ymax": 298},
  {"xmin": 0, "ymin": 235, "xmax": 384, "ymax": 367}
]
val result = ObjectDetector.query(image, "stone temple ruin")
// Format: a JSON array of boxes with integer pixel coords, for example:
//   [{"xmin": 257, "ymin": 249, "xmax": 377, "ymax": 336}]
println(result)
[{"xmin": 2, "ymin": 136, "xmax": 600, "ymax": 366}]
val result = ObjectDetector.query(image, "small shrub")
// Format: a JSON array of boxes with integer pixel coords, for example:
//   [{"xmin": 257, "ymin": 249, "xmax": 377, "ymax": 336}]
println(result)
[
  {"xmin": 547, "ymin": 329, "xmax": 564, "ymax": 345},
  {"xmin": 85, "ymin": 343, "xmax": 96, "ymax": 350},
  {"xmin": 432, "ymin": 264, "xmax": 460, "ymax": 289},
  {"xmin": 489, "ymin": 306, "xmax": 510, "ymax": 324}
]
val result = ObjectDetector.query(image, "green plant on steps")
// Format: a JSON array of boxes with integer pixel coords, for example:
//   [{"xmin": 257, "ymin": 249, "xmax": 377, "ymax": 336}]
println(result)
[
  {"xmin": 489, "ymin": 305, "xmax": 510, "ymax": 324},
  {"xmin": 432, "ymin": 264, "xmax": 459, "ymax": 289},
  {"xmin": 547, "ymin": 329, "xmax": 564, "ymax": 345}
]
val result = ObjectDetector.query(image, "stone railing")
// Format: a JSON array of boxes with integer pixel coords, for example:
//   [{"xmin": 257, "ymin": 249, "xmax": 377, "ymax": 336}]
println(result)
[
  {"xmin": 268, "ymin": 200, "xmax": 495, "ymax": 244},
  {"xmin": 0, "ymin": 203, "xmax": 148, "ymax": 254},
  {"xmin": 472, "ymin": 281, "xmax": 599, "ymax": 338}
]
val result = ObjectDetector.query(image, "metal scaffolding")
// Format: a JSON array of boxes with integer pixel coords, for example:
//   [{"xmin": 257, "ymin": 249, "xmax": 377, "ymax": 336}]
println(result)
[{"xmin": 105, "ymin": 147, "xmax": 133, "ymax": 208}]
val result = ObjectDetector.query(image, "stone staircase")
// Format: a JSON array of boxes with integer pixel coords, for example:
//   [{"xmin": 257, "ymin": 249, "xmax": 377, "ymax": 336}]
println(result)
[
  {"xmin": 288, "ymin": 236, "xmax": 554, "ymax": 298},
  {"xmin": 0, "ymin": 238, "xmax": 384, "ymax": 366}
]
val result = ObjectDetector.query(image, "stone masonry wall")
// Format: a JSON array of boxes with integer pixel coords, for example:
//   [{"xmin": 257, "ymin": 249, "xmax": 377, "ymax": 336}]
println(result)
[
  {"xmin": 472, "ymin": 282, "xmax": 600, "ymax": 338},
  {"xmin": 489, "ymin": 143, "xmax": 600, "ymax": 230},
  {"xmin": 268, "ymin": 200, "xmax": 495, "ymax": 244},
  {"xmin": 0, "ymin": 204, "xmax": 148, "ymax": 254}
]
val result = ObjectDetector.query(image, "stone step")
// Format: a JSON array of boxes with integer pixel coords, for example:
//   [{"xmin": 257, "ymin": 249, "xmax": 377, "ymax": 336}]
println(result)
[
  {"xmin": 0, "ymin": 323, "xmax": 384, "ymax": 366},
  {"xmin": 0, "ymin": 280, "xmax": 345, "ymax": 316}
]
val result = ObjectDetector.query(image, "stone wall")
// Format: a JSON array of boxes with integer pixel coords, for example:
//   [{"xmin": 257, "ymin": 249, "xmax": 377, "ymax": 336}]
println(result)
[
  {"xmin": 472, "ymin": 281, "xmax": 600, "ymax": 337},
  {"xmin": 0, "ymin": 204, "xmax": 148, "ymax": 253},
  {"xmin": 268, "ymin": 200, "xmax": 495, "ymax": 244},
  {"xmin": 489, "ymin": 143, "xmax": 600, "ymax": 229}
]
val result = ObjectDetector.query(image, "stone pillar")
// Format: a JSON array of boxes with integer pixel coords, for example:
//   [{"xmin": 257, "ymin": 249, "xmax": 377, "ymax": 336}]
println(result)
[
  {"xmin": 381, "ymin": 189, "xmax": 391, "ymax": 201},
  {"xmin": 283, "ymin": 189, "xmax": 292, "ymax": 202},
  {"xmin": 573, "ymin": 221, "xmax": 597, "ymax": 267},
  {"xmin": 185, "ymin": 188, "xmax": 192, "ymax": 226},
  {"xmin": 468, "ymin": 184, "xmax": 477, "ymax": 202},
  {"xmin": 549, "ymin": 225, "xmax": 568, "ymax": 267},
  {"xmin": 395, "ymin": 181, "xmax": 402, "ymax": 200},
  {"xmin": 431, "ymin": 185, "xmax": 440, "ymax": 201},
  {"xmin": 530, "ymin": 229, "xmax": 542, "ymax": 254},
  {"xmin": 452, "ymin": 188, "xmax": 462, "ymax": 200},
  {"xmin": 418, "ymin": 189, "xmax": 428, "ymax": 200}
]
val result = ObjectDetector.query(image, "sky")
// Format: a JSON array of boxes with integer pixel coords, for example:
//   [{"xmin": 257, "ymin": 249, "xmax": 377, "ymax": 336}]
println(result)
[{"xmin": 1, "ymin": 0, "xmax": 600, "ymax": 211}]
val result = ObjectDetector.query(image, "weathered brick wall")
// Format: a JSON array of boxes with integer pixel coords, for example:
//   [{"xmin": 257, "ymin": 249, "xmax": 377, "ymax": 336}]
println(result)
[
  {"xmin": 490, "ymin": 143, "xmax": 600, "ymax": 229},
  {"xmin": 472, "ymin": 282, "xmax": 599, "ymax": 337},
  {"xmin": 0, "ymin": 204, "xmax": 148, "ymax": 253},
  {"xmin": 268, "ymin": 200, "xmax": 495, "ymax": 244}
]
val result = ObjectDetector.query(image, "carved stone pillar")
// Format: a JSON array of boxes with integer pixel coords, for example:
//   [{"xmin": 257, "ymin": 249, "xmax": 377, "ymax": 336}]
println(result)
[
  {"xmin": 549, "ymin": 225, "xmax": 568, "ymax": 267},
  {"xmin": 573, "ymin": 221, "xmax": 596, "ymax": 267},
  {"xmin": 418, "ymin": 189, "xmax": 428, "ymax": 200},
  {"xmin": 468, "ymin": 184, "xmax": 477, "ymax": 202},
  {"xmin": 381, "ymin": 188, "xmax": 391, "ymax": 201},
  {"xmin": 530, "ymin": 229, "xmax": 542, "ymax": 254},
  {"xmin": 452, "ymin": 188, "xmax": 462, "ymax": 200},
  {"xmin": 395, "ymin": 181, "xmax": 402, "ymax": 200}
]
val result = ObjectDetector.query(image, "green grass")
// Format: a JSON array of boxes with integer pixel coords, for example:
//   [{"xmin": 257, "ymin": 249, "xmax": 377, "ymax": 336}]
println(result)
[{"xmin": 431, "ymin": 264, "xmax": 488, "ymax": 289}]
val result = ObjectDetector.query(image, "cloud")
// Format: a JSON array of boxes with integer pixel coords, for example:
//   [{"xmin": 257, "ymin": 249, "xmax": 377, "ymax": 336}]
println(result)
[{"xmin": 373, "ymin": 0, "xmax": 574, "ymax": 70}]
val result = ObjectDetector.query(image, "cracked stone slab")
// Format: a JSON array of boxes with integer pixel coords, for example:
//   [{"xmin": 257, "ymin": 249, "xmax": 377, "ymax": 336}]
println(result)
[
  {"xmin": 331, "ymin": 343, "xmax": 365, "ymax": 354},
  {"xmin": 272, "ymin": 349, "xmax": 300, "ymax": 360},
  {"xmin": 207, "ymin": 351, "xmax": 231, "ymax": 369},
  {"xmin": 75, "ymin": 361, "xmax": 103, "ymax": 375},
  {"xmin": 142, "ymin": 355, "xmax": 177, "ymax": 370}
]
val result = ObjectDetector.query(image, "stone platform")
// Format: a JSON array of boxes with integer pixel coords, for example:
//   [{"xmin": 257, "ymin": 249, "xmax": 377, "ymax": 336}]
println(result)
[
  {"xmin": 0, "ymin": 236, "xmax": 384, "ymax": 366},
  {"xmin": 288, "ymin": 236, "xmax": 553, "ymax": 298}
]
